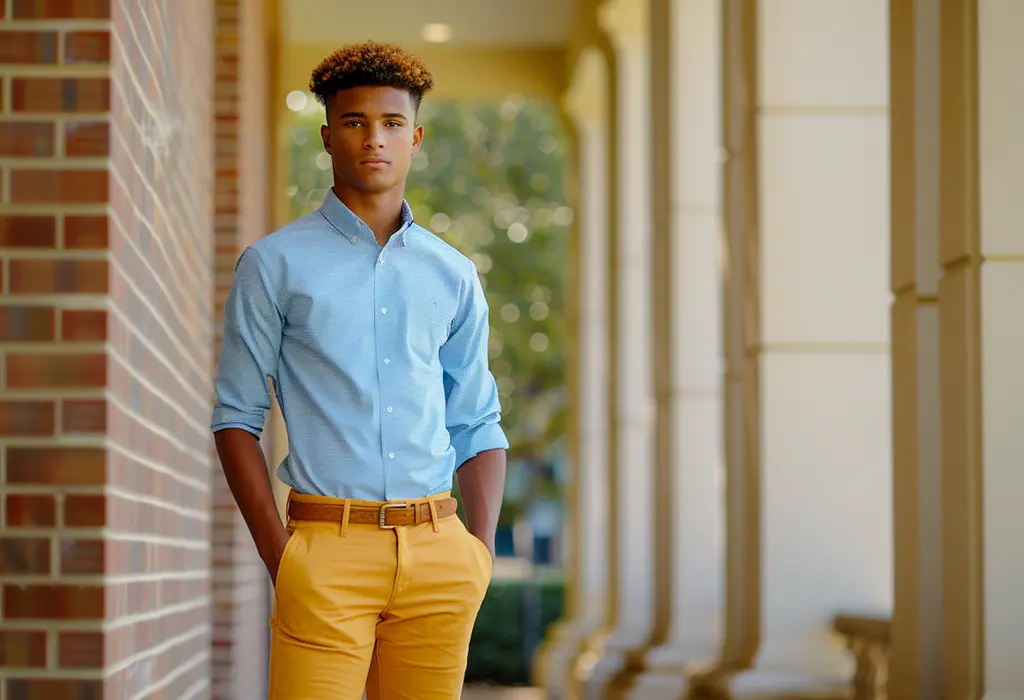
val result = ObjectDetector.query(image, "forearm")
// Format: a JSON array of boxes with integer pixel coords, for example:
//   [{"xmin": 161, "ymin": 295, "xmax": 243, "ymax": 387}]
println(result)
[
  {"xmin": 214, "ymin": 428, "xmax": 288, "ymax": 577},
  {"xmin": 456, "ymin": 448, "xmax": 506, "ymax": 553}
]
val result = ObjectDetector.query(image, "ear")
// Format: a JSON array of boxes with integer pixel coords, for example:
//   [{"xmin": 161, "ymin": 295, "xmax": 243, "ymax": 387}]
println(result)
[
  {"xmin": 321, "ymin": 123, "xmax": 332, "ymax": 154},
  {"xmin": 410, "ymin": 123, "xmax": 424, "ymax": 154}
]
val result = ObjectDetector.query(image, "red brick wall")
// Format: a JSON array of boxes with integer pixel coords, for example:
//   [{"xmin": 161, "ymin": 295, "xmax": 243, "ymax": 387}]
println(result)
[
  {"xmin": 106, "ymin": 0, "xmax": 215, "ymax": 696},
  {"xmin": 0, "ymin": 0, "xmax": 273, "ymax": 694},
  {"xmin": 0, "ymin": 0, "xmax": 225, "ymax": 697},
  {"xmin": 211, "ymin": 0, "xmax": 272, "ymax": 698},
  {"xmin": 0, "ymin": 0, "xmax": 116, "ymax": 697}
]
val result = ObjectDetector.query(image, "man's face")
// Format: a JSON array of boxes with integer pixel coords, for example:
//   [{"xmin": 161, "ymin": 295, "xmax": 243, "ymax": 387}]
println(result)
[{"xmin": 321, "ymin": 86, "xmax": 423, "ymax": 195}]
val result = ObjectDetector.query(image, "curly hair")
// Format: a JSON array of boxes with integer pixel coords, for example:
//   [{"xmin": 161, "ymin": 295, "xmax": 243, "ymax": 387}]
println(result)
[{"xmin": 309, "ymin": 41, "xmax": 435, "ymax": 114}]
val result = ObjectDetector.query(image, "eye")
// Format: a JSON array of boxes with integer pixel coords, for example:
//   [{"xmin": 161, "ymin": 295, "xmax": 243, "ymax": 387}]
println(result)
[
  {"xmin": 344, "ymin": 120, "xmax": 363, "ymax": 128},
  {"xmin": 385, "ymin": 121, "xmax": 402, "ymax": 128}
]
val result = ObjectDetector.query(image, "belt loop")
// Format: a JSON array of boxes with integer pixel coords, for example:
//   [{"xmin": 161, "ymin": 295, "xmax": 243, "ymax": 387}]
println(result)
[
  {"xmin": 341, "ymin": 499, "xmax": 352, "ymax": 537},
  {"xmin": 427, "ymin": 497, "xmax": 440, "ymax": 533}
]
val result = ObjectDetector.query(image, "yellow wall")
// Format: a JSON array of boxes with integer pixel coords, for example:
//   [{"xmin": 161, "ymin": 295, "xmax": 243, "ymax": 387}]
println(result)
[{"xmin": 280, "ymin": 45, "xmax": 567, "ymax": 100}]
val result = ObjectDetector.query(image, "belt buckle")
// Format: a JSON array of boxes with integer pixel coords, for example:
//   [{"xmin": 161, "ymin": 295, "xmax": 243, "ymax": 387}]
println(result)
[{"xmin": 378, "ymin": 502, "xmax": 408, "ymax": 529}]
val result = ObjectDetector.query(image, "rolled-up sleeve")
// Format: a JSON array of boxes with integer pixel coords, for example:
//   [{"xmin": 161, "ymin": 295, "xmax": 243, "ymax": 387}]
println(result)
[
  {"xmin": 211, "ymin": 246, "xmax": 282, "ymax": 438},
  {"xmin": 440, "ymin": 261, "xmax": 509, "ymax": 467}
]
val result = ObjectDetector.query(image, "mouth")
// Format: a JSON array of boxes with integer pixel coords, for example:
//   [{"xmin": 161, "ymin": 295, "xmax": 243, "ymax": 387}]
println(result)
[{"xmin": 361, "ymin": 159, "xmax": 390, "ymax": 167}]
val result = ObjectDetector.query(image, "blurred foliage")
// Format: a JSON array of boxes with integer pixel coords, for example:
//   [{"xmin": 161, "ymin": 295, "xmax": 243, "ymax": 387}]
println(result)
[
  {"xmin": 287, "ymin": 93, "xmax": 571, "ymax": 471},
  {"xmin": 465, "ymin": 576, "xmax": 565, "ymax": 686}
]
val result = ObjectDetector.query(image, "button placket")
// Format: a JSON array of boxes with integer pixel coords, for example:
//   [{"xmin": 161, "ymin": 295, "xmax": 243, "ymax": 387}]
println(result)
[{"xmin": 374, "ymin": 241, "xmax": 394, "ymax": 490}]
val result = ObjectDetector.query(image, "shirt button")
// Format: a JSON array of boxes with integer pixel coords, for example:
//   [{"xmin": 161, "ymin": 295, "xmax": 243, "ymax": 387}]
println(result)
[
  {"xmin": 387, "ymin": 407, "xmax": 393, "ymax": 413},
  {"xmin": 381, "ymin": 307, "xmax": 387, "ymax": 314},
  {"xmin": 384, "ymin": 358, "xmax": 390, "ymax": 365},
  {"xmin": 388, "ymin": 452, "xmax": 395, "ymax": 459}
]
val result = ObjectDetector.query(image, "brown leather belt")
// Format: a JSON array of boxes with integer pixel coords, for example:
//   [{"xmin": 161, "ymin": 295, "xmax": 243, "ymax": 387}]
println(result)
[{"xmin": 288, "ymin": 497, "xmax": 460, "ymax": 529}]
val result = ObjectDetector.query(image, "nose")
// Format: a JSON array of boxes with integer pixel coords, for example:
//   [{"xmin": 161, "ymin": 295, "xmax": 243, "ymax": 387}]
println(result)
[{"xmin": 364, "ymin": 124, "xmax": 386, "ymax": 150}]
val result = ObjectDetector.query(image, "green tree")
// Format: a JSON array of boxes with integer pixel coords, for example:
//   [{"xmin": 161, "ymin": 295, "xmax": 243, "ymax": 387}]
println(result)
[{"xmin": 287, "ymin": 95, "xmax": 571, "ymax": 516}]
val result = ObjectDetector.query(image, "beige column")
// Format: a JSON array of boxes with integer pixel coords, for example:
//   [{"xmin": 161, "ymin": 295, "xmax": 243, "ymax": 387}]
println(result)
[
  {"xmin": 717, "ymin": 0, "xmax": 762, "ymax": 691},
  {"xmin": 725, "ymin": 1, "xmax": 894, "ymax": 697},
  {"xmin": 688, "ymin": 1, "xmax": 762, "ymax": 694},
  {"xmin": 936, "ymin": 1, "xmax": 1024, "ymax": 697},
  {"xmin": 626, "ymin": 0, "xmax": 726, "ymax": 696},
  {"xmin": 887, "ymin": 0, "xmax": 944, "ymax": 697},
  {"xmin": 533, "ymin": 46, "xmax": 613, "ymax": 700},
  {"xmin": 975, "ymin": 3, "xmax": 1024, "ymax": 693},
  {"xmin": 572, "ymin": 1, "xmax": 657, "ymax": 697}
]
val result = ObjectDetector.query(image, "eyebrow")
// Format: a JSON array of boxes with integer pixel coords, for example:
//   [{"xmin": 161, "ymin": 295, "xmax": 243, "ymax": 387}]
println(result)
[{"xmin": 338, "ymin": 112, "xmax": 409, "ymax": 121}]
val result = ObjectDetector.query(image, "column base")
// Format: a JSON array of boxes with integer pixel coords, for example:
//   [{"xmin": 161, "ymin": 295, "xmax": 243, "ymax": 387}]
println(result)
[
  {"xmin": 726, "ymin": 669, "xmax": 850, "ymax": 700},
  {"xmin": 622, "ymin": 670, "xmax": 694, "ymax": 700},
  {"xmin": 620, "ymin": 642, "xmax": 718, "ymax": 700},
  {"xmin": 572, "ymin": 629, "xmax": 648, "ymax": 700},
  {"xmin": 532, "ymin": 620, "xmax": 587, "ymax": 700}
]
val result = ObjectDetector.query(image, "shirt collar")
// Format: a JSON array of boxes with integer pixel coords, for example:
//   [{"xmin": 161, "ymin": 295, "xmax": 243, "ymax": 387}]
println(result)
[{"xmin": 319, "ymin": 188, "xmax": 415, "ymax": 247}]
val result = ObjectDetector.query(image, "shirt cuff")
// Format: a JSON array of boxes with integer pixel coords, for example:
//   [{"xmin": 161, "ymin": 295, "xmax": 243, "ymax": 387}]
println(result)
[
  {"xmin": 211, "ymin": 404, "xmax": 265, "ymax": 437},
  {"xmin": 452, "ymin": 422, "xmax": 509, "ymax": 468}
]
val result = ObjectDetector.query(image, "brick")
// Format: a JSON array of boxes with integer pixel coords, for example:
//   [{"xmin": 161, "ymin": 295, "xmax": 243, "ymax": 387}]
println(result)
[
  {"xmin": 65, "ymin": 121, "xmax": 109, "ymax": 156},
  {"xmin": 0, "ymin": 631, "xmax": 47, "ymax": 667},
  {"xmin": 6, "ymin": 494, "xmax": 56, "ymax": 527},
  {"xmin": 10, "ymin": 170, "xmax": 108, "ymax": 204},
  {"xmin": 9, "ymin": 259, "xmax": 107, "ymax": 294},
  {"xmin": 6, "ymin": 679, "xmax": 104, "ymax": 700},
  {"xmin": 6, "ymin": 447, "xmax": 106, "ymax": 485},
  {"xmin": 62, "ymin": 399, "xmax": 106, "ymax": 434},
  {"xmin": 0, "ymin": 401, "xmax": 55, "ymax": 435},
  {"xmin": 61, "ymin": 309, "xmax": 106, "ymax": 341},
  {"xmin": 0, "ymin": 31, "xmax": 58, "ymax": 64},
  {"xmin": 60, "ymin": 538, "xmax": 104, "ymax": 574},
  {"xmin": 0, "ymin": 306, "xmax": 55, "ymax": 341},
  {"xmin": 0, "ymin": 215, "xmax": 57, "ymax": 247},
  {"xmin": 4, "ymin": 584, "xmax": 104, "ymax": 619},
  {"xmin": 7, "ymin": 353, "xmax": 107, "ymax": 389},
  {"xmin": 64, "ymin": 215, "xmax": 107, "ymax": 249},
  {"xmin": 0, "ymin": 122, "xmax": 55, "ymax": 157},
  {"xmin": 12, "ymin": 0, "xmax": 111, "ymax": 19},
  {"xmin": 0, "ymin": 537, "xmax": 51, "ymax": 574},
  {"xmin": 58, "ymin": 631, "xmax": 104, "ymax": 667},
  {"xmin": 11, "ymin": 78, "xmax": 110, "ymax": 113},
  {"xmin": 64, "ymin": 31, "xmax": 110, "ymax": 64},
  {"xmin": 63, "ymin": 494, "xmax": 105, "ymax": 526}
]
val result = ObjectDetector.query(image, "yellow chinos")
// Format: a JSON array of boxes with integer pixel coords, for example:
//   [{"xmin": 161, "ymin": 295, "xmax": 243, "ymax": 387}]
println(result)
[{"xmin": 269, "ymin": 491, "xmax": 493, "ymax": 699}]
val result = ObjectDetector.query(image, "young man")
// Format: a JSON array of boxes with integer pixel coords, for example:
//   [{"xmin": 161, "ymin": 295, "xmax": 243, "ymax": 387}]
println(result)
[{"xmin": 212, "ymin": 42, "xmax": 508, "ymax": 699}]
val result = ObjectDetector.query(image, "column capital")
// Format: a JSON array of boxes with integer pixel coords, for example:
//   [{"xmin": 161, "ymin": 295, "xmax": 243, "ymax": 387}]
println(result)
[
  {"xmin": 562, "ymin": 46, "xmax": 610, "ymax": 130},
  {"xmin": 598, "ymin": 0, "xmax": 648, "ymax": 53}
]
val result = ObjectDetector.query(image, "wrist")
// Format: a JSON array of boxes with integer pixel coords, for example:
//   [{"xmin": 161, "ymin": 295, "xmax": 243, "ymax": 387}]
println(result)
[{"xmin": 258, "ymin": 525, "xmax": 289, "ymax": 563}]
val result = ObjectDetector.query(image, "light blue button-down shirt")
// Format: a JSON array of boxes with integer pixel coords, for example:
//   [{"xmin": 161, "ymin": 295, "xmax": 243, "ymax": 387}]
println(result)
[{"xmin": 211, "ymin": 189, "xmax": 509, "ymax": 500}]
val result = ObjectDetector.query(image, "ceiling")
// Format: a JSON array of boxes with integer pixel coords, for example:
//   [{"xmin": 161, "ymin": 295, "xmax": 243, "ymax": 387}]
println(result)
[{"xmin": 282, "ymin": 0, "xmax": 578, "ymax": 48}]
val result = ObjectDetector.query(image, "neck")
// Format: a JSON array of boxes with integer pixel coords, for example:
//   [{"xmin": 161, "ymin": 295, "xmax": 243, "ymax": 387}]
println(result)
[{"xmin": 333, "ymin": 182, "xmax": 406, "ymax": 246}]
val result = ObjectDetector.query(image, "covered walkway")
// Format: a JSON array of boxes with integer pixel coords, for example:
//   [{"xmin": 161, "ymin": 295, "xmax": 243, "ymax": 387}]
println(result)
[{"xmin": 0, "ymin": 1, "xmax": 1021, "ymax": 699}]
